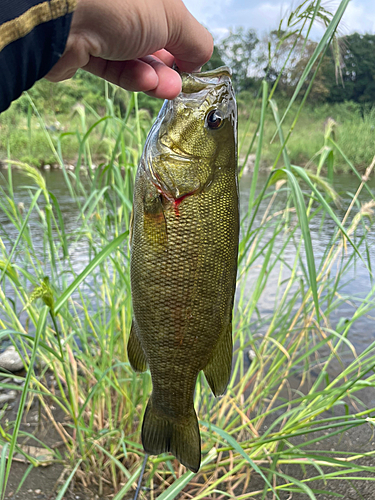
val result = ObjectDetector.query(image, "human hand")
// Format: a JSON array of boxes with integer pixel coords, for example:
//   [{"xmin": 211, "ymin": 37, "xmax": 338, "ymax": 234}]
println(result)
[{"xmin": 46, "ymin": 0, "xmax": 213, "ymax": 99}]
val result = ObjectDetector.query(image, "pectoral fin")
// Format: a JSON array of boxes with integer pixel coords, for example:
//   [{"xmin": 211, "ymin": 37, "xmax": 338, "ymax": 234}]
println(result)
[
  {"xmin": 143, "ymin": 186, "xmax": 168, "ymax": 249},
  {"xmin": 127, "ymin": 321, "xmax": 147, "ymax": 372},
  {"xmin": 203, "ymin": 323, "xmax": 233, "ymax": 396}
]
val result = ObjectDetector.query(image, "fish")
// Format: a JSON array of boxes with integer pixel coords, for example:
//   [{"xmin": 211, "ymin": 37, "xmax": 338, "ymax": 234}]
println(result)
[{"xmin": 128, "ymin": 66, "xmax": 239, "ymax": 473}]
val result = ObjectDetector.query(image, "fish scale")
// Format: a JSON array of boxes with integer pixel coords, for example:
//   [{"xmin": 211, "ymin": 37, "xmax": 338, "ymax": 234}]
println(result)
[{"xmin": 128, "ymin": 67, "xmax": 239, "ymax": 472}]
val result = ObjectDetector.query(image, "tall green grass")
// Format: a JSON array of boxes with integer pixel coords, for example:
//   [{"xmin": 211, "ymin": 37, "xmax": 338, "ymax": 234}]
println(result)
[
  {"xmin": 238, "ymin": 100, "xmax": 375, "ymax": 173},
  {"xmin": 1, "ymin": 0, "xmax": 375, "ymax": 498}
]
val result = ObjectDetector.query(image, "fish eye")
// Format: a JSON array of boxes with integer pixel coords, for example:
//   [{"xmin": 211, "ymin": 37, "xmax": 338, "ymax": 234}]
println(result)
[{"xmin": 206, "ymin": 109, "xmax": 224, "ymax": 130}]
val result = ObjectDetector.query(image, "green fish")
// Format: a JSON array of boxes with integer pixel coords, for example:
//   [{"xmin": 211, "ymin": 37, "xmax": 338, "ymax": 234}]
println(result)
[{"xmin": 128, "ymin": 66, "xmax": 239, "ymax": 473}]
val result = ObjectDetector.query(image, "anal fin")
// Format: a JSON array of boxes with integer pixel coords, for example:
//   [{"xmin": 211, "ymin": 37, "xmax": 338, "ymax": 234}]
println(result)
[
  {"xmin": 203, "ymin": 322, "xmax": 233, "ymax": 397},
  {"xmin": 127, "ymin": 321, "xmax": 147, "ymax": 372}
]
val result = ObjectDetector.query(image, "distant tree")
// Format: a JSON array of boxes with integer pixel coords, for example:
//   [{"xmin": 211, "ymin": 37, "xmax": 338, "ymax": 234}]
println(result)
[
  {"xmin": 324, "ymin": 34, "xmax": 375, "ymax": 104},
  {"xmin": 205, "ymin": 28, "xmax": 375, "ymax": 107},
  {"xmin": 287, "ymin": 38, "xmax": 330, "ymax": 102},
  {"xmin": 217, "ymin": 27, "xmax": 259, "ymax": 92},
  {"xmin": 257, "ymin": 30, "xmax": 291, "ymax": 97},
  {"xmin": 258, "ymin": 30, "xmax": 330, "ymax": 102},
  {"xmin": 202, "ymin": 45, "xmax": 225, "ymax": 71}
]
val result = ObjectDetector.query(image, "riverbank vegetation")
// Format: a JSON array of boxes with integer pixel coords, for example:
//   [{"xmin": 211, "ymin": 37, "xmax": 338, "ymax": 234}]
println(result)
[
  {"xmin": 2, "ymin": 93, "xmax": 375, "ymax": 173},
  {"xmin": 1, "ymin": 0, "xmax": 375, "ymax": 498},
  {"xmin": 2, "ymin": 3, "xmax": 375, "ymax": 172}
]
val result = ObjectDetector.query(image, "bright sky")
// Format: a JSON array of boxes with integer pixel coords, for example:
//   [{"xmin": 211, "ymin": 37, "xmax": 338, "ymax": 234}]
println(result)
[{"xmin": 183, "ymin": 0, "xmax": 375, "ymax": 39}]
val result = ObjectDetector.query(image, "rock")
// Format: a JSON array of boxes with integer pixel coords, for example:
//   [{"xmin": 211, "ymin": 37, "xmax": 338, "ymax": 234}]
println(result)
[
  {"xmin": 0, "ymin": 346, "xmax": 24, "ymax": 372},
  {"xmin": 0, "ymin": 391, "xmax": 17, "ymax": 406},
  {"xmin": 35, "ymin": 490, "xmax": 41, "ymax": 494},
  {"xmin": 12, "ymin": 377, "xmax": 25, "ymax": 385},
  {"xmin": 248, "ymin": 349, "xmax": 256, "ymax": 361},
  {"xmin": 43, "ymin": 164, "xmax": 51, "ymax": 170}
]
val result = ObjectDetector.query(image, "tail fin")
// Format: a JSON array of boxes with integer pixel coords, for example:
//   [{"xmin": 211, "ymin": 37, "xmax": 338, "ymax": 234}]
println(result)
[{"xmin": 141, "ymin": 398, "xmax": 201, "ymax": 473}]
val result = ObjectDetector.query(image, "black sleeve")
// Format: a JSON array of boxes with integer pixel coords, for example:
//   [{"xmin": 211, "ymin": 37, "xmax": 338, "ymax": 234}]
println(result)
[{"xmin": 0, "ymin": 0, "xmax": 76, "ymax": 113}]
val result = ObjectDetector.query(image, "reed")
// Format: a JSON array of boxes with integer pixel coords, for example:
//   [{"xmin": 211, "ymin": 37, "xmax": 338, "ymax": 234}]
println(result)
[{"xmin": 1, "ymin": 0, "xmax": 375, "ymax": 498}]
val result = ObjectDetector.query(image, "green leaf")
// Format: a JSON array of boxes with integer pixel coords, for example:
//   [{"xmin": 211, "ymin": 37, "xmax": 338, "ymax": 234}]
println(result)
[
  {"xmin": 111, "ymin": 462, "xmax": 145, "ymax": 500},
  {"xmin": 273, "ymin": 471, "xmax": 317, "ymax": 499},
  {"xmin": 290, "ymin": 165, "xmax": 366, "ymax": 266},
  {"xmin": 49, "ymin": 191, "xmax": 69, "ymax": 258},
  {"xmin": 248, "ymin": 81, "xmax": 268, "ymax": 213}
]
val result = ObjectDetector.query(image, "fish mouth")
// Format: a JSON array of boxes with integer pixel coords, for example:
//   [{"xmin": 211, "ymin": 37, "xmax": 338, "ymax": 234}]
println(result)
[
  {"xmin": 183, "ymin": 67, "xmax": 231, "ymax": 94},
  {"xmin": 178, "ymin": 66, "xmax": 232, "ymax": 94}
]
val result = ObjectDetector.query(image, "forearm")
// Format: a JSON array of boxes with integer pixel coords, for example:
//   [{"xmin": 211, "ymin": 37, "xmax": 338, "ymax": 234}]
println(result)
[{"xmin": 0, "ymin": 0, "xmax": 76, "ymax": 113}]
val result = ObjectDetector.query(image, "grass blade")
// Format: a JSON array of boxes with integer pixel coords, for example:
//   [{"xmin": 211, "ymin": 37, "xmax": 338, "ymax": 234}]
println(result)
[
  {"xmin": 200, "ymin": 422, "xmax": 281, "ymax": 500},
  {"xmin": 273, "ymin": 0, "xmax": 351, "ymax": 138},
  {"xmin": 0, "ymin": 444, "xmax": 8, "ymax": 498},
  {"xmin": 54, "ymin": 231, "xmax": 128, "ymax": 314},
  {"xmin": 55, "ymin": 460, "xmax": 83, "ymax": 500},
  {"xmin": 0, "ymin": 189, "xmax": 42, "ymax": 286},
  {"xmin": 3, "ymin": 306, "xmax": 48, "ymax": 498},
  {"xmin": 157, "ymin": 448, "xmax": 217, "ymax": 500}
]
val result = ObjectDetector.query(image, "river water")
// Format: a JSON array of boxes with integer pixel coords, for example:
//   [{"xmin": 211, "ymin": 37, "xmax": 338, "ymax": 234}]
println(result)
[
  {"xmin": 1, "ymin": 167, "xmax": 375, "ymax": 360},
  {"xmin": 240, "ymin": 172, "xmax": 375, "ymax": 359}
]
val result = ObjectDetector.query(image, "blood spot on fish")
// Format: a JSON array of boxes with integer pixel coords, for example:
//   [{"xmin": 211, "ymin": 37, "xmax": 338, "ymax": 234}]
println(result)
[{"xmin": 173, "ymin": 191, "xmax": 196, "ymax": 217}]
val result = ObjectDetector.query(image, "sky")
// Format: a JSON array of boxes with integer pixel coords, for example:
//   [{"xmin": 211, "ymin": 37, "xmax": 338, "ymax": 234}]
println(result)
[{"xmin": 183, "ymin": 0, "xmax": 375, "ymax": 39}]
